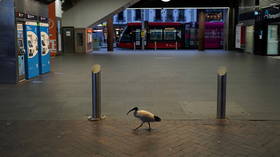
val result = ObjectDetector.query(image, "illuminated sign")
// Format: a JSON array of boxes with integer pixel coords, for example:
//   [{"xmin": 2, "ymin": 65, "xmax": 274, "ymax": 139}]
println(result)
[
  {"xmin": 39, "ymin": 16, "xmax": 48, "ymax": 22},
  {"xmin": 266, "ymin": 12, "xmax": 280, "ymax": 19},
  {"xmin": 16, "ymin": 12, "xmax": 25, "ymax": 18},
  {"xmin": 26, "ymin": 14, "xmax": 38, "ymax": 20}
]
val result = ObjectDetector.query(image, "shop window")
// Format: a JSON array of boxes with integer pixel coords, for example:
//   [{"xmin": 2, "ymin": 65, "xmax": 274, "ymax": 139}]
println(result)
[
  {"xmin": 150, "ymin": 29, "xmax": 162, "ymax": 41},
  {"xmin": 155, "ymin": 10, "xmax": 162, "ymax": 21},
  {"xmin": 164, "ymin": 28, "xmax": 177, "ymax": 41},
  {"xmin": 166, "ymin": 9, "xmax": 174, "ymax": 21},
  {"xmin": 135, "ymin": 9, "xmax": 142, "ymax": 21}
]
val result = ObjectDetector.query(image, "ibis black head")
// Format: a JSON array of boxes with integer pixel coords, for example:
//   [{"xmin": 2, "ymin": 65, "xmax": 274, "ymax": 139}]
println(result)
[{"xmin": 127, "ymin": 107, "xmax": 138, "ymax": 115}]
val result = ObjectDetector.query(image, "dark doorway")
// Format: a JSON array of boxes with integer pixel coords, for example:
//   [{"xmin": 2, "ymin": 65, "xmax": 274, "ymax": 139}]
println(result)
[
  {"xmin": 254, "ymin": 22, "xmax": 268, "ymax": 55},
  {"xmin": 62, "ymin": 27, "xmax": 75, "ymax": 53}
]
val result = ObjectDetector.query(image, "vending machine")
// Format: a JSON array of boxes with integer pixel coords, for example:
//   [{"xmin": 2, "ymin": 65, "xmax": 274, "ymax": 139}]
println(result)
[
  {"xmin": 23, "ymin": 21, "xmax": 39, "ymax": 79},
  {"xmin": 38, "ymin": 22, "xmax": 50, "ymax": 74},
  {"xmin": 16, "ymin": 22, "xmax": 26, "ymax": 82}
]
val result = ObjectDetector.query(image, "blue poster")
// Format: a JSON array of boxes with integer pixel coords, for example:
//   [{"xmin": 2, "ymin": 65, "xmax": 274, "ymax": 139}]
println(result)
[
  {"xmin": 38, "ymin": 23, "xmax": 50, "ymax": 74},
  {"xmin": 24, "ymin": 21, "xmax": 39, "ymax": 79}
]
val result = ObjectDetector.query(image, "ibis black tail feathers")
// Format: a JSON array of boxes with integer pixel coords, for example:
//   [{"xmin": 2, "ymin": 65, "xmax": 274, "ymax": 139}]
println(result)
[{"xmin": 154, "ymin": 116, "xmax": 161, "ymax": 122}]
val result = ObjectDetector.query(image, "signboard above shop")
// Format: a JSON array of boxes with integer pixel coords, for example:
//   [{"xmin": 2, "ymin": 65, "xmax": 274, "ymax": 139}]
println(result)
[
  {"xmin": 26, "ymin": 14, "xmax": 38, "ymax": 21},
  {"xmin": 39, "ymin": 16, "xmax": 48, "ymax": 23},
  {"xmin": 16, "ymin": 12, "xmax": 26, "ymax": 18},
  {"xmin": 255, "ymin": 5, "xmax": 280, "ymax": 22},
  {"xmin": 239, "ymin": 5, "xmax": 280, "ymax": 22}
]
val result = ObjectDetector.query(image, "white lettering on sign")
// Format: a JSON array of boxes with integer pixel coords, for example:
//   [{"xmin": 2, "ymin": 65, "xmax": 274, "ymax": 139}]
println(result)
[
  {"xmin": 266, "ymin": 12, "xmax": 280, "ymax": 19},
  {"xmin": 66, "ymin": 31, "xmax": 71, "ymax": 36}
]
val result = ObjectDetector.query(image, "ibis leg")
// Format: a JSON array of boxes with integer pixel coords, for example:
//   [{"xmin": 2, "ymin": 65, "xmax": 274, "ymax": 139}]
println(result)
[
  {"xmin": 148, "ymin": 122, "xmax": 151, "ymax": 130},
  {"xmin": 135, "ymin": 122, "xmax": 144, "ymax": 130}
]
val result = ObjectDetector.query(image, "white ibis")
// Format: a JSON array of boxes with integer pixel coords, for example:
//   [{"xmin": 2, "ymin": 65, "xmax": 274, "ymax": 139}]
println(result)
[{"xmin": 127, "ymin": 107, "xmax": 161, "ymax": 130}]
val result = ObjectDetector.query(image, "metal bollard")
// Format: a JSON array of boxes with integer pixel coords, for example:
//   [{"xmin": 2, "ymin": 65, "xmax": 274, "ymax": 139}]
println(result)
[
  {"xmin": 154, "ymin": 41, "xmax": 157, "ymax": 51},
  {"xmin": 217, "ymin": 67, "xmax": 227, "ymax": 119},
  {"xmin": 88, "ymin": 64, "xmax": 105, "ymax": 121},
  {"xmin": 133, "ymin": 42, "xmax": 136, "ymax": 51},
  {"xmin": 176, "ymin": 41, "xmax": 178, "ymax": 50}
]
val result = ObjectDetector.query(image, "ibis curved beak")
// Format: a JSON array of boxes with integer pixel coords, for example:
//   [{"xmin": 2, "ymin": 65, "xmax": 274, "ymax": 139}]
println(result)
[
  {"xmin": 127, "ymin": 110, "xmax": 133, "ymax": 115},
  {"xmin": 127, "ymin": 108, "xmax": 136, "ymax": 115}
]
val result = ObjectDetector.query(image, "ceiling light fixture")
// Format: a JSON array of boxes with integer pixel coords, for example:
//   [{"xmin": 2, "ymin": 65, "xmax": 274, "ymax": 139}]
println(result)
[{"xmin": 161, "ymin": 0, "xmax": 171, "ymax": 2}]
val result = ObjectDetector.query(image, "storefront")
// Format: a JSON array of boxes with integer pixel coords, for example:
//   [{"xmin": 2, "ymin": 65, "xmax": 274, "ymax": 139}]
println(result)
[
  {"xmin": 235, "ymin": 24, "xmax": 245, "ymax": 49},
  {"xmin": 254, "ymin": 6, "xmax": 280, "ymax": 56},
  {"xmin": 235, "ymin": 24, "xmax": 255, "ymax": 53},
  {"xmin": 245, "ymin": 25, "xmax": 254, "ymax": 53},
  {"xmin": 236, "ymin": 11, "xmax": 255, "ymax": 54}
]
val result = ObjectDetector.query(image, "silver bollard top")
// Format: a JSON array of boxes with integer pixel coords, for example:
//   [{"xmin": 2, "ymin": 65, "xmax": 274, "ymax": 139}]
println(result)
[
  {"xmin": 217, "ymin": 66, "xmax": 227, "ymax": 76},
  {"xmin": 92, "ymin": 64, "xmax": 101, "ymax": 73}
]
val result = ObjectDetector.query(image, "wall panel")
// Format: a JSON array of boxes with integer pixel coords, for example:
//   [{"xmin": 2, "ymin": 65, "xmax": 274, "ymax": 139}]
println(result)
[{"xmin": 0, "ymin": 0, "xmax": 17, "ymax": 83}]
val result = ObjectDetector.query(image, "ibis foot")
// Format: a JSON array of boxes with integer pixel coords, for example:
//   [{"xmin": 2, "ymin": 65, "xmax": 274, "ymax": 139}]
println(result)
[{"xmin": 134, "ymin": 122, "xmax": 144, "ymax": 130}]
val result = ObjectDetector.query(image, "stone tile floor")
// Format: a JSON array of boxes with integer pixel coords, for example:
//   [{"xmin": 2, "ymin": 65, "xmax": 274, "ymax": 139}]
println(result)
[
  {"xmin": 1, "ymin": 50, "xmax": 280, "ymax": 120},
  {"xmin": 1, "ymin": 50, "xmax": 280, "ymax": 156},
  {"xmin": 0, "ymin": 119, "xmax": 279, "ymax": 157}
]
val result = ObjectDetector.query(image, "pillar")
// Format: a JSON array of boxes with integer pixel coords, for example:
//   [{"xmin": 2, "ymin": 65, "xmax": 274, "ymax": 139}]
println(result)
[
  {"xmin": 198, "ymin": 10, "xmax": 205, "ymax": 51},
  {"xmin": 228, "ymin": 7, "xmax": 236, "ymax": 50},
  {"xmin": 223, "ymin": 7, "xmax": 236, "ymax": 51},
  {"xmin": 107, "ymin": 16, "xmax": 114, "ymax": 52},
  {"xmin": 48, "ymin": 2, "xmax": 57, "ymax": 56}
]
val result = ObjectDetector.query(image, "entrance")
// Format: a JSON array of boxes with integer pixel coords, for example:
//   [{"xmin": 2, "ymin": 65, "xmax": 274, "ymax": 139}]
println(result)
[
  {"xmin": 255, "ymin": 22, "xmax": 280, "ymax": 56},
  {"xmin": 245, "ymin": 25, "xmax": 254, "ymax": 53},
  {"xmin": 267, "ymin": 24, "xmax": 279, "ymax": 55},
  {"xmin": 62, "ymin": 27, "xmax": 75, "ymax": 53}
]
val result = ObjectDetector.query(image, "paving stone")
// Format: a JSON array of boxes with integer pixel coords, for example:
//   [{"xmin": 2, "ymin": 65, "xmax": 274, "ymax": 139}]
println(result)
[
  {"xmin": 1, "ymin": 51, "xmax": 280, "ymax": 120},
  {"xmin": 0, "ymin": 119, "xmax": 279, "ymax": 157}
]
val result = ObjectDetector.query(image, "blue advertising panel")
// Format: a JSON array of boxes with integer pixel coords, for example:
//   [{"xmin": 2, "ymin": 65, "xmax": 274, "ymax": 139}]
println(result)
[
  {"xmin": 38, "ymin": 23, "xmax": 50, "ymax": 74},
  {"xmin": 23, "ymin": 21, "xmax": 39, "ymax": 79}
]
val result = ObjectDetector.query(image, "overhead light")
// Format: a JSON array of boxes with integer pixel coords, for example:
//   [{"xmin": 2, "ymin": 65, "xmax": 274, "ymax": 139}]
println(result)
[{"xmin": 161, "ymin": 0, "xmax": 171, "ymax": 2}]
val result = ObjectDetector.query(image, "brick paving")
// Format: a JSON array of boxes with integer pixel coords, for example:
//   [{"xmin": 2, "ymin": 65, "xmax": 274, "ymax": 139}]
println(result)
[
  {"xmin": 1, "ymin": 51, "xmax": 280, "ymax": 156},
  {"xmin": 0, "ymin": 119, "xmax": 279, "ymax": 157},
  {"xmin": 1, "ymin": 51, "xmax": 280, "ymax": 121}
]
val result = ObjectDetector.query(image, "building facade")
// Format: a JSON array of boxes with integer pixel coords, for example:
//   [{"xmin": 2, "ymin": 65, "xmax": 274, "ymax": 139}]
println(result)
[
  {"xmin": 237, "ymin": 0, "xmax": 280, "ymax": 56},
  {"xmin": 113, "ymin": 9, "xmax": 198, "ymax": 24}
]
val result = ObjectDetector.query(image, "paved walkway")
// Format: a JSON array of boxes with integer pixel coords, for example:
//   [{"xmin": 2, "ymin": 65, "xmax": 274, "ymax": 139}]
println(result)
[
  {"xmin": 0, "ymin": 119, "xmax": 279, "ymax": 157},
  {"xmin": 1, "ymin": 50, "xmax": 280, "ymax": 120},
  {"xmin": 1, "ymin": 50, "xmax": 280, "ymax": 156}
]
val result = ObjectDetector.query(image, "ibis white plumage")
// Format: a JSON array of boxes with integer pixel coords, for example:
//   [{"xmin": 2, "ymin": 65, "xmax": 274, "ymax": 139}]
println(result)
[{"xmin": 127, "ymin": 107, "xmax": 161, "ymax": 130}]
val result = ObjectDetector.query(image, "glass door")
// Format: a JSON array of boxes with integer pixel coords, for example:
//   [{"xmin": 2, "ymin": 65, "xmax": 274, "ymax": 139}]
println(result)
[
  {"xmin": 267, "ymin": 25, "xmax": 278, "ymax": 55},
  {"xmin": 245, "ymin": 26, "xmax": 254, "ymax": 53}
]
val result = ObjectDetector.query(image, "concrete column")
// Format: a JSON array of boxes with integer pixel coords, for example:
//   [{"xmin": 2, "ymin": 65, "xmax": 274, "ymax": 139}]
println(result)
[
  {"xmin": 198, "ymin": 10, "xmax": 205, "ymax": 51},
  {"xmin": 224, "ymin": 7, "xmax": 236, "ymax": 51},
  {"xmin": 223, "ymin": 9, "xmax": 229, "ymax": 50},
  {"xmin": 107, "ymin": 16, "xmax": 114, "ymax": 52},
  {"xmin": 141, "ymin": 10, "xmax": 145, "ymax": 50},
  {"xmin": 228, "ymin": 7, "xmax": 236, "ymax": 50}
]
